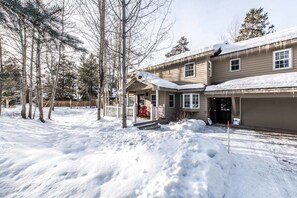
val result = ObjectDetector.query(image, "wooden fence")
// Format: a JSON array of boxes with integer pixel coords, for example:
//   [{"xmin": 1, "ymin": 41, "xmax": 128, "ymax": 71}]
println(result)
[{"xmin": 43, "ymin": 100, "xmax": 97, "ymax": 108}]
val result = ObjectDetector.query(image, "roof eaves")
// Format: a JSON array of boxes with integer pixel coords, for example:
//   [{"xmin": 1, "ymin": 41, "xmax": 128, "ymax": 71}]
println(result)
[{"xmin": 145, "ymin": 50, "xmax": 216, "ymax": 71}]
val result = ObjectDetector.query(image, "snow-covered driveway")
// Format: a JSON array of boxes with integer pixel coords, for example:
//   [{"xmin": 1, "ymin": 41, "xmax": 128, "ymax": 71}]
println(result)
[{"xmin": 200, "ymin": 127, "xmax": 297, "ymax": 198}]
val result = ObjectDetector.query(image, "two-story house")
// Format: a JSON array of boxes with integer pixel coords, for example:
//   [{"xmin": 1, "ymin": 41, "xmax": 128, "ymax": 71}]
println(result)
[{"xmin": 126, "ymin": 26, "xmax": 297, "ymax": 132}]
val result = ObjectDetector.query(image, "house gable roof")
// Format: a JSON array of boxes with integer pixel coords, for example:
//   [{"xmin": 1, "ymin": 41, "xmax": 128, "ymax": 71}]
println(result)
[{"xmin": 128, "ymin": 71, "xmax": 205, "ymax": 91}]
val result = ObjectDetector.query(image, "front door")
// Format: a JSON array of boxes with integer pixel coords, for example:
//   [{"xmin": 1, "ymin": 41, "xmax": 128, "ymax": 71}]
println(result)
[{"xmin": 210, "ymin": 98, "xmax": 232, "ymax": 124}]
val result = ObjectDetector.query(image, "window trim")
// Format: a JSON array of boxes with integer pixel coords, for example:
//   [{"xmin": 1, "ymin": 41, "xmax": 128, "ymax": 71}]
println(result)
[
  {"xmin": 169, "ymin": 94, "xmax": 175, "ymax": 108},
  {"xmin": 229, "ymin": 58, "xmax": 241, "ymax": 72},
  {"xmin": 182, "ymin": 93, "xmax": 200, "ymax": 109},
  {"xmin": 151, "ymin": 94, "xmax": 156, "ymax": 107},
  {"xmin": 273, "ymin": 48, "xmax": 293, "ymax": 70},
  {"xmin": 208, "ymin": 60, "xmax": 212, "ymax": 77},
  {"xmin": 184, "ymin": 62, "xmax": 196, "ymax": 78}
]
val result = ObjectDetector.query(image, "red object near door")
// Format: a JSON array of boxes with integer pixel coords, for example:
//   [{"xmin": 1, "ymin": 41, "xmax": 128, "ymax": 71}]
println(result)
[{"xmin": 138, "ymin": 106, "xmax": 148, "ymax": 117}]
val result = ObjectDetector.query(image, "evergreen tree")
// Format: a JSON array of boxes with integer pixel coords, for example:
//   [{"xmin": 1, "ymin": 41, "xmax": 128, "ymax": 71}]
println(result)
[
  {"xmin": 77, "ymin": 54, "xmax": 98, "ymax": 101},
  {"xmin": 0, "ymin": 57, "xmax": 21, "ymax": 106},
  {"xmin": 236, "ymin": 8, "xmax": 275, "ymax": 42},
  {"xmin": 165, "ymin": 36, "xmax": 190, "ymax": 57},
  {"xmin": 56, "ymin": 55, "xmax": 77, "ymax": 100}
]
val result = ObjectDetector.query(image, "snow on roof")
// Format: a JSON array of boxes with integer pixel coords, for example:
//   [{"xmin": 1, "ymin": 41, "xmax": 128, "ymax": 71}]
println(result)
[
  {"xmin": 221, "ymin": 26, "xmax": 297, "ymax": 55},
  {"xmin": 142, "ymin": 43, "xmax": 224, "ymax": 70},
  {"xmin": 205, "ymin": 72, "xmax": 297, "ymax": 92},
  {"xmin": 134, "ymin": 71, "xmax": 205, "ymax": 90},
  {"xmin": 142, "ymin": 26, "xmax": 297, "ymax": 71}
]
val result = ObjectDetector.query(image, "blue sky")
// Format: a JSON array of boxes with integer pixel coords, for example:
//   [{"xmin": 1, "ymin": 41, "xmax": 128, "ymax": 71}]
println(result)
[{"xmin": 169, "ymin": 0, "xmax": 297, "ymax": 49}]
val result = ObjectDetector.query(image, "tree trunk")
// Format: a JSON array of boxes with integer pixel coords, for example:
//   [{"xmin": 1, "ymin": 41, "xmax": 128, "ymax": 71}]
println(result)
[
  {"xmin": 97, "ymin": 0, "xmax": 106, "ymax": 120},
  {"xmin": 28, "ymin": 31, "xmax": 35, "ymax": 119},
  {"xmin": 48, "ymin": 0, "xmax": 66, "ymax": 120},
  {"xmin": 36, "ymin": 31, "xmax": 44, "ymax": 122},
  {"xmin": 20, "ymin": 19, "xmax": 27, "ymax": 119},
  {"xmin": 0, "ymin": 37, "xmax": 3, "ymax": 116},
  {"xmin": 121, "ymin": 0, "xmax": 127, "ymax": 128}
]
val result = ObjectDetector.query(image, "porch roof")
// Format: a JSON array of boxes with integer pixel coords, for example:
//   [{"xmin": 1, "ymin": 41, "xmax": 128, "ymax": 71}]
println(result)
[
  {"xmin": 205, "ymin": 72, "xmax": 297, "ymax": 94},
  {"xmin": 127, "ymin": 71, "xmax": 205, "ymax": 92}
]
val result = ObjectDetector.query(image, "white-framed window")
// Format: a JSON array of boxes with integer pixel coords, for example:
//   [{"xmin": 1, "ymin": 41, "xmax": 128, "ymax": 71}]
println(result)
[
  {"xmin": 230, "ymin": 58, "xmax": 240, "ymax": 72},
  {"xmin": 169, "ymin": 94, "xmax": 175, "ymax": 108},
  {"xmin": 208, "ymin": 61, "xmax": 212, "ymax": 77},
  {"xmin": 273, "ymin": 48, "xmax": 292, "ymax": 70},
  {"xmin": 184, "ymin": 62, "xmax": 195, "ymax": 77},
  {"xmin": 182, "ymin": 93, "xmax": 200, "ymax": 109},
  {"xmin": 151, "ymin": 94, "xmax": 156, "ymax": 107}
]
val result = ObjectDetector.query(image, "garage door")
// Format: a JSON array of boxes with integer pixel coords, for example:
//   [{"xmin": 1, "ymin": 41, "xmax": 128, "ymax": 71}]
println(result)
[{"xmin": 241, "ymin": 98, "xmax": 297, "ymax": 132}]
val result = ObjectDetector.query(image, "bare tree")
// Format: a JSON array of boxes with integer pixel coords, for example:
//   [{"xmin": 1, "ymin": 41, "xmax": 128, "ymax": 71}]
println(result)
[
  {"xmin": 227, "ymin": 18, "xmax": 241, "ymax": 43},
  {"xmin": 110, "ymin": 0, "xmax": 173, "ymax": 128},
  {"xmin": 97, "ymin": 0, "xmax": 106, "ymax": 120},
  {"xmin": 28, "ymin": 29, "xmax": 35, "ymax": 118},
  {"xmin": 48, "ymin": 0, "xmax": 67, "ymax": 120},
  {"xmin": 76, "ymin": 0, "xmax": 108, "ymax": 120}
]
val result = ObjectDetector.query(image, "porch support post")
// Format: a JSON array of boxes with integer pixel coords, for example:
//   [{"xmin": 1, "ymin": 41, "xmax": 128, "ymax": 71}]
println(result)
[
  {"xmin": 231, "ymin": 96, "xmax": 237, "ymax": 117},
  {"xmin": 150, "ymin": 105, "xmax": 153, "ymax": 121},
  {"xmin": 156, "ymin": 89, "xmax": 159, "ymax": 120},
  {"xmin": 133, "ymin": 103, "xmax": 137, "ymax": 123}
]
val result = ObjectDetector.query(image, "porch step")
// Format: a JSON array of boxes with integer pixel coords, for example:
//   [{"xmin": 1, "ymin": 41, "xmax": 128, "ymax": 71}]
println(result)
[{"xmin": 133, "ymin": 120, "xmax": 161, "ymax": 130}]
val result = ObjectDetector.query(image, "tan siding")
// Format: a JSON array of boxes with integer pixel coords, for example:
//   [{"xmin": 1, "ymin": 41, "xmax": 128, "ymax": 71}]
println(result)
[
  {"xmin": 211, "ymin": 44, "xmax": 297, "ymax": 84},
  {"xmin": 149, "ymin": 58, "xmax": 209, "ymax": 84},
  {"xmin": 182, "ymin": 92, "xmax": 208, "ymax": 122}
]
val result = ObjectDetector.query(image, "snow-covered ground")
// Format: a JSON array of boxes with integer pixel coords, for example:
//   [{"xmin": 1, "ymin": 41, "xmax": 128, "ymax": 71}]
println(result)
[
  {"xmin": 0, "ymin": 107, "xmax": 297, "ymax": 198},
  {"xmin": 200, "ymin": 126, "xmax": 297, "ymax": 198},
  {"xmin": 0, "ymin": 107, "xmax": 230, "ymax": 198}
]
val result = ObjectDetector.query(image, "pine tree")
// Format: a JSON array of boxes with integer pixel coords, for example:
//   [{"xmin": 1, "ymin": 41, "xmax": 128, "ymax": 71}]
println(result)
[
  {"xmin": 236, "ymin": 8, "xmax": 275, "ymax": 42},
  {"xmin": 56, "ymin": 55, "xmax": 77, "ymax": 100},
  {"xmin": 1, "ymin": 57, "xmax": 21, "ymax": 106},
  {"xmin": 77, "ymin": 54, "xmax": 98, "ymax": 101},
  {"xmin": 165, "ymin": 36, "xmax": 190, "ymax": 57}
]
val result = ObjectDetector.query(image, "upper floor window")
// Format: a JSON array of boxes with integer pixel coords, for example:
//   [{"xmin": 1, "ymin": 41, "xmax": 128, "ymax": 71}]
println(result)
[
  {"xmin": 182, "ymin": 93, "xmax": 200, "ymax": 109},
  {"xmin": 273, "ymin": 48, "xmax": 292, "ymax": 70},
  {"xmin": 185, "ymin": 62, "xmax": 195, "ymax": 77},
  {"xmin": 169, "ymin": 94, "xmax": 175, "ymax": 108},
  {"xmin": 230, "ymin": 58, "xmax": 240, "ymax": 72}
]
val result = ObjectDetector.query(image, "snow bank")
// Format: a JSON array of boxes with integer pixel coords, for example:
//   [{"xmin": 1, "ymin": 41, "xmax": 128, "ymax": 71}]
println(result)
[
  {"xmin": 0, "ymin": 107, "xmax": 231, "ymax": 197},
  {"xmin": 205, "ymin": 72, "xmax": 297, "ymax": 92},
  {"xmin": 167, "ymin": 119, "xmax": 206, "ymax": 132},
  {"xmin": 133, "ymin": 71, "xmax": 205, "ymax": 90}
]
